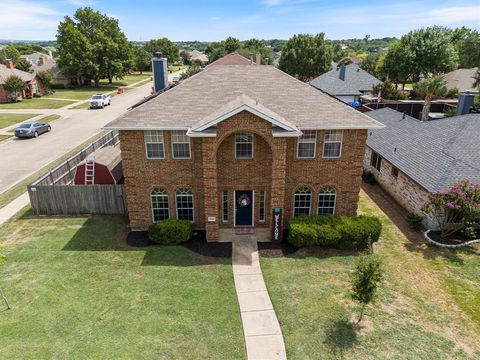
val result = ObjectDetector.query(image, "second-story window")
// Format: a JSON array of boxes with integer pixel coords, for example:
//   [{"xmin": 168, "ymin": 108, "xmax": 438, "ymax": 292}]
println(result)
[
  {"xmin": 323, "ymin": 130, "xmax": 343, "ymax": 158},
  {"xmin": 171, "ymin": 130, "xmax": 191, "ymax": 159},
  {"xmin": 235, "ymin": 132, "xmax": 253, "ymax": 159},
  {"xmin": 297, "ymin": 130, "xmax": 317, "ymax": 158},
  {"xmin": 144, "ymin": 130, "xmax": 164, "ymax": 159}
]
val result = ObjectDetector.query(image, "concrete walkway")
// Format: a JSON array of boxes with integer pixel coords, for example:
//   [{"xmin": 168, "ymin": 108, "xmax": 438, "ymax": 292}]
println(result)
[
  {"xmin": 0, "ymin": 193, "xmax": 29, "ymax": 226},
  {"xmin": 232, "ymin": 239, "xmax": 287, "ymax": 360}
]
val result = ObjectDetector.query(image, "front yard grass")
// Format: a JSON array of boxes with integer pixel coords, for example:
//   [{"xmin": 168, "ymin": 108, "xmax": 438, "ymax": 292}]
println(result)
[
  {"xmin": 261, "ymin": 189, "xmax": 480, "ymax": 359},
  {"xmin": 0, "ymin": 113, "xmax": 39, "ymax": 130},
  {"xmin": 0, "ymin": 212, "xmax": 244, "ymax": 359},
  {"xmin": 0, "ymin": 98, "xmax": 75, "ymax": 109}
]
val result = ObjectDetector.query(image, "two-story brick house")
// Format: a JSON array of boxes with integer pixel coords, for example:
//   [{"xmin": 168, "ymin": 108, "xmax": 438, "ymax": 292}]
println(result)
[{"xmin": 105, "ymin": 57, "xmax": 382, "ymax": 241}]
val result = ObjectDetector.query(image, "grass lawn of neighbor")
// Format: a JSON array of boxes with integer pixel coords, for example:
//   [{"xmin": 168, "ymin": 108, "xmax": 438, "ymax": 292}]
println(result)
[
  {"xmin": 0, "ymin": 212, "xmax": 244, "ymax": 359},
  {"xmin": 0, "ymin": 113, "xmax": 39, "ymax": 130},
  {"xmin": 0, "ymin": 134, "xmax": 12, "ymax": 142},
  {"xmin": 0, "ymin": 98, "xmax": 76, "ymax": 109},
  {"xmin": 261, "ymin": 188, "xmax": 480, "ymax": 359}
]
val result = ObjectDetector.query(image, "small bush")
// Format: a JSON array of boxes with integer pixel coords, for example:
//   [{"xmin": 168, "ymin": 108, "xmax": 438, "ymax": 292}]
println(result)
[
  {"xmin": 148, "ymin": 219, "xmax": 192, "ymax": 245},
  {"xmin": 362, "ymin": 170, "xmax": 377, "ymax": 185},
  {"xmin": 288, "ymin": 215, "xmax": 382, "ymax": 250},
  {"xmin": 406, "ymin": 212, "xmax": 424, "ymax": 230}
]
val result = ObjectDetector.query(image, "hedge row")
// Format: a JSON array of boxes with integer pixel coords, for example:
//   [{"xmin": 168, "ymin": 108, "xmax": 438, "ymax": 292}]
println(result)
[
  {"xmin": 148, "ymin": 219, "xmax": 192, "ymax": 245},
  {"xmin": 288, "ymin": 215, "xmax": 382, "ymax": 249}
]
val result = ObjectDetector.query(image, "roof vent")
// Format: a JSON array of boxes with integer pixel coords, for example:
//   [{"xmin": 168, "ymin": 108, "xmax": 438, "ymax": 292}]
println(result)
[{"xmin": 402, "ymin": 112, "xmax": 406, "ymax": 119}]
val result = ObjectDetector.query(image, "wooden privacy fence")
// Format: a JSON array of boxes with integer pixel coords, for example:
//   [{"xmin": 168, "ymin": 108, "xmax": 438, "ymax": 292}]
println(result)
[{"xmin": 28, "ymin": 130, "xmax": 128, "ymax": 216}]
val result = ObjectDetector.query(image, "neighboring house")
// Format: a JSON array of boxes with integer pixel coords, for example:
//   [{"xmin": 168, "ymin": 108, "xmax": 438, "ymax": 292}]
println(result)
[
  {"xmin": 364, "ymin": 107, "xmax": 480, "ymax": 228},
  {"xmin": 20, "ymin": 52, "xmax": 69, "ymax": 85},
  {"xmin": 310, "ymin": 64, "xmax": 382, "ymax": 104},
  {"xmin": 189, "ymin": 50, "xmax": 208, "ymax": 64},
  {"xmin": 105, "ymin": 54, "xmax": 382, "ymax": 241},
  {"xmin": 207, "ymin": 52, "xmax": 254, "ymax": 66},
  {"xmin": 0, "ymin": 61, "xmax": 42, "ymax": 103},
  {"xmin": 443, "ymin": 67, "xmax": 478, "ymax": 92}
]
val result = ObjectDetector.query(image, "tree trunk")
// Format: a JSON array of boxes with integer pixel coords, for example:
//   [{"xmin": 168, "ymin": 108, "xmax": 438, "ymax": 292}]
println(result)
[
  {"xmin": 421, "ymin": 97, "xmax": 432, "ymax": 121},
  {"xmin": 108, "ymin": 70, "xmax": 113, "ymax": 84},
  {"xmin": 357, "ymin": 304, "xmax": 366, "ymax": 324}
]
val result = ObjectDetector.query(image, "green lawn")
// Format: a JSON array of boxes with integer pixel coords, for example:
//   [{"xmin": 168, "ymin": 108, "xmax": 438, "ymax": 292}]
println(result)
[
  {"xmin": 0, "ymin": 113, "xmax": 39, "ymax": 130},
  {"xmin": 261, "ymin": 189, "xmax": 480, "ymax": 359},
  {"xmin": 0, "ymin": 134, "xmax": 12, "ymax": 142},
  {"xmin": 0, "ymin": 213, "xmax": 244, "ymax": 359},
  {"xmin": 0, "ymin": 98, "xmax": 75, "ymax": 109}
]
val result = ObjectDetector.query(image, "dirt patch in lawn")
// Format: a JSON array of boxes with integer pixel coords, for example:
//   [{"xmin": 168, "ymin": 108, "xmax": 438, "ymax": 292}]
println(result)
[{"xmin": 426, "ymin": 229, "xmax": 480, "ymax": 246}]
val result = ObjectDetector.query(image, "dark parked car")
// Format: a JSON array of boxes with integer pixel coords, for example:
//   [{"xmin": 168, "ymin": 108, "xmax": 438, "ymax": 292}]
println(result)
[{"xmin": 14, "ymin": 121, "xmax": 51, "ymax": 138}]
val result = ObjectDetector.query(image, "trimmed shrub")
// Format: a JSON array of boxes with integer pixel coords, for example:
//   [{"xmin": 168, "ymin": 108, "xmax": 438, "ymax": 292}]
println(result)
[
  {"xmin": 406, "ymin": 212, "xmax": 424, "ymax": 230},
  {"xmin": 148, "ymin": 219, "xmax": 192, "ymax": 245},
  {"xmin": 287, "ymin": 215, "xmax": 382, "ymax": 250},
  {"xmin": 362, "ymin": 170, "xmax": 376, "ymax": 185}
]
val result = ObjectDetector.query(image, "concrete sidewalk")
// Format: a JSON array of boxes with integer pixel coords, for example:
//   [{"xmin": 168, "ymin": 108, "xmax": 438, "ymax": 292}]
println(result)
[
  {"xmin": 0, "ymin": 193, "xmax": 29, "ymax": 227},
  {"xmin": 232, "ymin": 239, "xmax": 287, "ymax": 360}
]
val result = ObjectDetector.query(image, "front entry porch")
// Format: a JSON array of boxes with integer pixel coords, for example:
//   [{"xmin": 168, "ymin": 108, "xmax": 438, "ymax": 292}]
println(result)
[{"xmin": 217, "ymin": 228, "xmax": 272, "ymax": 242}]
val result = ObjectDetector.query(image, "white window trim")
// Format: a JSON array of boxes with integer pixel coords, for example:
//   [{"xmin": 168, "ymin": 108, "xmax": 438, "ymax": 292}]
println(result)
[
  {"xmin": 259, "ymin": 190, "xmax": 266, "ymax": 223},
  {"xmin": 293, "ymin": 188, "xmax": 312, "ymax": 217},
  {"xmin": 144, "ymin": 130, "xmax": 165, "ymax": 160},
  {"xmin": 171, "ymin": 130, "xmax": 192, "ymax": 160},
  {"xmin": 234, "ymin": 132, "xmax": 254, "ymax": 160},
  {"xmin": 296, "ymin": 130, "xmax": 317, "ymax": 159},
  {"xmin": 175, "ymin": 189, "xmax": 195, "ymax": 223},
  {"xmin": 151, "ymin": 189, "xmax": 169, "ymax": 222},
  {"xmin": 317, "ymin": 188, "xmax": 336, "ymax": 215},
  {"xmin": 322, "ymin": 130, "xmax": 343, "ymax": 159}
]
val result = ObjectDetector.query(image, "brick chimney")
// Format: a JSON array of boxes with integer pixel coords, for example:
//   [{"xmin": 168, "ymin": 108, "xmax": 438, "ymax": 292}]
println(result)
[
  {"xmin": 255, "ymin": 53, "xmax": 261, "ymax": 65},
  {"xmin": 38, "ymin": 56, "xmax": 45, "ymax": 66},
  {"xmin": 5, "ymin": 59, "xmax": 13, "ymax": 69}
]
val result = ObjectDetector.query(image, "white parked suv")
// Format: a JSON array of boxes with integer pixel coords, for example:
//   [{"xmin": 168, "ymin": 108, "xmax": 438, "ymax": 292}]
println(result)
[{"xmin": 89, "ymin": 94, "xmax": 111, "ymax": 109}]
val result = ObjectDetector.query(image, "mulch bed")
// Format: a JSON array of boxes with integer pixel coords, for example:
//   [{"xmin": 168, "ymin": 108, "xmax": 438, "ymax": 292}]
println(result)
[
  {"xmin": 426, "ymin": 229, "xmax": 480, "ymax": 246},
  {"xmin": 126, "ymin": 230, "xmax": 232, "ymax": 258},
  {"xmin": 258, "ymin": 241, "xmax": 298, "ymax": 257}
]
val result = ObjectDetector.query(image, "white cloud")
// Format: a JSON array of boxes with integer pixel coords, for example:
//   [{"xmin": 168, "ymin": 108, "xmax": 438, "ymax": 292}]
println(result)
[
  {"xmin": 0, "ymin": 1, "xmax": 62, "ymax": 40},
  {"xmin": 67, "ymin": 0, "xmax": 96, "ymax": 6},
  {"xmin": 427, "ymin": 6, "xmax": 480, "ymax": 23}
]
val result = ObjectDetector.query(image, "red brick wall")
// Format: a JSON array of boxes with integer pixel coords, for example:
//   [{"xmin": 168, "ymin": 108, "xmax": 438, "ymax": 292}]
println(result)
[{"xmin": 120, "ymin": 111, "xmax": 367, "ymax": 240}]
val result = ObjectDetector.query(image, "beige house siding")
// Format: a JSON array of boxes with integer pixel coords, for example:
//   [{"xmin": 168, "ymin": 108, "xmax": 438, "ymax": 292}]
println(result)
[{"xmin": 364, "ymin": 147, "xmax": 437, "ymax": 228}]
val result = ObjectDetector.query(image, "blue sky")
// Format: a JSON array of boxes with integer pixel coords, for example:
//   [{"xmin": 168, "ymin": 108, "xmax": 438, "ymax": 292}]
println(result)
[{"xmin": 1, "ymin": 0, "xmax": 479, "ymax": 41}]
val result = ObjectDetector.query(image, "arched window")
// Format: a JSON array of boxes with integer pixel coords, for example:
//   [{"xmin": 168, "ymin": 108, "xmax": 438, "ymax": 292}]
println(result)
[
  {"xmin": 293, "ymin": 187, "xmax": 312, "ymax": 217},
  {"xmin": 151, "ymin": 188, "xmax": 169, "ymax": 222},
  {"xmin": 176, "ymin": 188, "xmax": 194, "ymax": 222},
  {"xmin": 318, "ymin": 187, "xmax": 336, "ymax": 215}
]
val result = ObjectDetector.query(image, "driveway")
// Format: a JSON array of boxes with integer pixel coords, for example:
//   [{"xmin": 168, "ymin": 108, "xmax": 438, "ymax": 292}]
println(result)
[{"xmin": 0, "ymin": 72, "xmax": 179, "ymax": 194}]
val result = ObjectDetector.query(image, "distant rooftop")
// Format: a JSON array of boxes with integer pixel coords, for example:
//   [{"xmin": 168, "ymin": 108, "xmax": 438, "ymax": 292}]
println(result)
[
  {"xmin": 207, "ymin": 52, "xmax": 253, "ymax": 67},
  {"xmin": 443, "ymin": 67, "xmax": 478, "ymax": 92}
]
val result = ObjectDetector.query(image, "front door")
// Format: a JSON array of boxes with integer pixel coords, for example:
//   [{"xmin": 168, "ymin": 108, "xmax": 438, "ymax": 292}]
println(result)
[{"xmin": 235, "ymin": 190, "xmax": 253, "ymax": 226}]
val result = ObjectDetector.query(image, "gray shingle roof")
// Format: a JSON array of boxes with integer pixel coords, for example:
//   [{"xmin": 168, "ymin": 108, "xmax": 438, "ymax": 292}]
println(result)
[
  {"xmin": 366, "ymin": 107, "xmax": 480, "ymax": 192},
  {"xmin": 310, "ymin": 64, "xmax": 382, "ymax": 96},
  {"xmin": 105, "ymin": 65, "xmax": 383, "ymax": 131},
  {"xmin": 443, "ymin": 67, "xmax": 478, "ymax": 92}
]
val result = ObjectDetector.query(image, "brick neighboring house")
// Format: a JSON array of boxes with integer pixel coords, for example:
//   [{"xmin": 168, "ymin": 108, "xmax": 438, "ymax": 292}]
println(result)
[
  {"xmin": 364, "ymin": 107, "xmax": 480, "ymax": 228},
  {"xmin": 105, "ymin": 57, "xmax": 382, "ymax": 241},
  {"xmin": 20, "ymin": 52, "xmax": 69, "ymax": 86},
  {"xmin": 0, "ymin": 61, "xmax": 43, "ymax": 103}
]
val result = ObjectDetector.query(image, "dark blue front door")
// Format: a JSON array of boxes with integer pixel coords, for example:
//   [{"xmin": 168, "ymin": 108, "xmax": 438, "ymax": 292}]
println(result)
[{"xmin": 235, "ymin": 190, "xmax": 253, "ymax": 226}]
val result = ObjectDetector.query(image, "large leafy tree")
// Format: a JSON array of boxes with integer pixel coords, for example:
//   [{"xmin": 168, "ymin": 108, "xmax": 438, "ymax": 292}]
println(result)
[
  {"xmin": 3, "ymin": 75, "xmax": 27, "ymax": 102},
  {"xmin": 279, "ymin": 33, "xmax": 333, "ymax": 81},
  {"xmin": 134, "ymin": 45, "xmax": 151, "ymax": 74},
  {"xmin": 224, "ymin": 36, "xmax": 241, "ymax": 53},
  {"xmin": 377, "ymin": 41, "xmax": 412, "ymax": 88},
  {"xmin": 414, "ymin": 76, "xmax": 447, "ymax": 121},
  {"xmin": 453, "ymin": 28, "xmax": 480, "ymax": 68},
  {"xmin": 3, "ymin": 45, "xmax": 20, "ymax": 61},
  {"xmin": 238, "ymin": 38, "xmax": 273, "ymax": 65},
  {"xmin": 402, "ymin": 26, "xmax": 458, "ymax": 81},
  {"xmin": 57, "ymin": 7, "xmax": 133, "ymax": 86},
  {"xmin": 36, "ymin": 70, "xmax": 55, "ymax": 91},
  {"xmin": 205, "ymin": 41, "xmax": 227, "ymax": 62},
  {"xmin": 359, "ymin": 53, "xmax": 380, "ymax": 77},
  {"xmin": 144, "ymin": 38, "xmax": 179, "ymax": 65}
]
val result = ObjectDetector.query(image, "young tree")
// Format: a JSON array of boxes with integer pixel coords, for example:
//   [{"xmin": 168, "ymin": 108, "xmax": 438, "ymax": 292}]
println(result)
[
  {"xmin": 224, "ymin": 36, "xmax": 241, "ymax": 53},
  {"xmin": 144, "ymin": 38, "xmax": 179, "ymax": 65},
  {"xmin": 35, "ymin": 70, "xmax": 55, "ymax": 92},
  {"xmin": 134, "ymin": 45, "xmax": 151, "ymax": 74},
  {"xmin": 279, "ymin": 33, "xmax": 333, "ymax": 81},
  {"xmin": 3, "ymin": 45, "xmax": 20, "ymax": 61},
  {"xmin": 238, "ymin": 38, "xmax": 274, "ymax": 65},
  {"xmin": 377, "ymin": 41, "xmax": 412, "ymax": 87},
  {"xmin": 351, "ymin": 253, "xmax": 383, "ymax": 323},
  {"xmin": 414, "ymin": 76, "xmax": 447, "ymax": 121},
  {"xmin": 205, "ymin": 41, "xmax": 227, "ymax": 62},
  {"xmin": 14, "ymin": 58, "xmax": 32, "ymax": 73},
  {"xmin": 180, "ymin": 64, "xmax": 202, "ymax": 80},
  {"xmin": 179, "ymin": 50, "xmax": 192, "ymax": 65},
  {"xmin": 359, "ymin": 53, "xmax": 380, "ymax": 77},
  {"xmin": 3, "ymin": 75, "xmax": 27, "ymax": 102}
]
